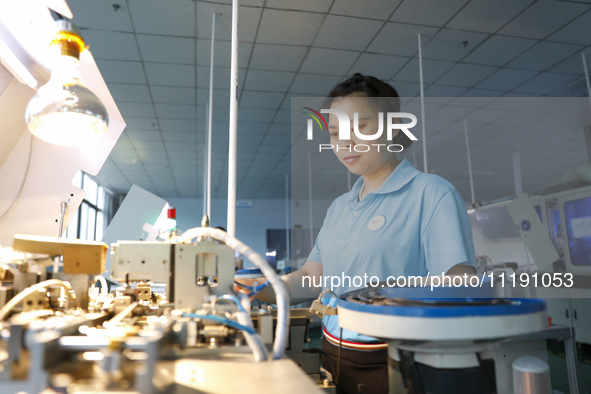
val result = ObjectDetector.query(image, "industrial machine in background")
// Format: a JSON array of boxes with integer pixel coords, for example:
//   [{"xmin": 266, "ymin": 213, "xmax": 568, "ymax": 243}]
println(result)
[
  {"xmin": 465, "ymin": 184, "xmax": 591, "ymax": 393},
  {"xmin": 470, "ymin": 185, "xmax": 591, "ymax": 346}
]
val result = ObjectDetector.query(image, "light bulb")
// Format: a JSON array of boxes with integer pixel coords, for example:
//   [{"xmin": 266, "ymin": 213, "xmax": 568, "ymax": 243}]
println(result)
[{"xmin": 25, "ymin": 21, "xmax": 108, "ymax": 146}]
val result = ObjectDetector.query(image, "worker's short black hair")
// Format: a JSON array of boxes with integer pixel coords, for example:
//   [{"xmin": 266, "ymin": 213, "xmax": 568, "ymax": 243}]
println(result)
[{"xmin": 324, "ymin": 73, "xmax": 412, "ymax": 149}]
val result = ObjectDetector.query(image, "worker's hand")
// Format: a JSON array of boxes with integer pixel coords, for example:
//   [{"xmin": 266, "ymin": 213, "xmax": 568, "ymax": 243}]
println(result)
[
  {"xmin": 233, "ymin": 277, "xmax": 267, "ymax": 300},
  {"xmin": 233, "ymin": 277, "xmax": 254, "ymax": 293}
]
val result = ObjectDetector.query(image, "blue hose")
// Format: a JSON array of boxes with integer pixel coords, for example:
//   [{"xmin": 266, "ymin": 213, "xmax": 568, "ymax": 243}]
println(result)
[
  {"xmin": 217, "ymin": 294, "xmax": 246, "ymax": 312},
  {"xmin": 234, "ymin": 280, "xmax": 270, "ymax": 297},
  {"xmin": 182, "ymin": 313, "xmax": 256, "ymax": 335}
]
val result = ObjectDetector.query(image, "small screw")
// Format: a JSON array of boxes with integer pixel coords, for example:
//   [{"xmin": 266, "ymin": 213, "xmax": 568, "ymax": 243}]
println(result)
[
  {"xmin": 113, "ymin": 4, "xmax": 121, "ymax": 12},
  {"xmin": 462, "ymin": 40, "xmax": 468, "ymax": 48}
]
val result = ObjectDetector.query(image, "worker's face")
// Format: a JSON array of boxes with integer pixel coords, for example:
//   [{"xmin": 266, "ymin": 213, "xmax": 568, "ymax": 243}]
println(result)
[{"xmin": 328, "ymin": 96, "xmax": 396, "ymax": 176}]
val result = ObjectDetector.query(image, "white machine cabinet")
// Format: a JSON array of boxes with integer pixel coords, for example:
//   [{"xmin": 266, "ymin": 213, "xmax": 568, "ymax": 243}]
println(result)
[
  {"xmin": 472, "ymin": 187, "xmax": 591, "ymax": 345},
  {"xmin": 569, "ymin": 293, "xmax": 591, "ymax": 345}
]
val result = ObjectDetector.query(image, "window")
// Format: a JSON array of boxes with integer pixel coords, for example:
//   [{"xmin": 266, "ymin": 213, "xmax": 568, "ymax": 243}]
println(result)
[
  {"xmin": 534, "ymin": 205, "xmax": 542, "ymax": 222},
  {"xmin": 471, "ymin": 206, "xmax": 521, "ymax": 241},
  {"xmin": 545, "ymin": 200, "xmax": 564, "ymax": 258},
  {"xmin": 564, "ymin": 197, "xmax": 591, "ymax": 266},
  {"xmin": 66, "ymin": 172, "xmax": 113, "ymax": 241}
]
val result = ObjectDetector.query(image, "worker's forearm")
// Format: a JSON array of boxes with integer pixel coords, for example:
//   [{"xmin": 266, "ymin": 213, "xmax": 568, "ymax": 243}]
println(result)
[
  {"xmin": 255, "ymin": 269, "xmax": 322, "ymax": 305},
  {"xmin": 255, "ymin": 277, "xmax": 280, "ymax": 304},
  {"xmin": 256, "ymin": 263, "xmax": 474, "ymax": 305},
  {"xmin": 287, "ymin": 268, "xmax": 322, "ymax": 304}
]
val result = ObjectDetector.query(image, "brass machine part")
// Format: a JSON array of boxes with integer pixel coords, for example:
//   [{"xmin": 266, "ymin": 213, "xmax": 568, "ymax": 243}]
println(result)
[
  {"xmin": 0, "ymin": 266, "xmax": 14, "ymax": 281},
  {"xmin": 12, "ymin": 234, "xmax": 107, "ymax": 275}
]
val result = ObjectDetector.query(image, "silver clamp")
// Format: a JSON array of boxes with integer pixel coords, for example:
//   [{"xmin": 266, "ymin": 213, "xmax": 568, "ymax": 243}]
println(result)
[{"xmin": 308, "ymin": 290, "xmax": 338, "ymax": 317}]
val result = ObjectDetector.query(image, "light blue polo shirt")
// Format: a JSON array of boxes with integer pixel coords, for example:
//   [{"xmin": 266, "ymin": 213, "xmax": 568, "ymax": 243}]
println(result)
[{"xmin": 308, "ymin": 159, "xmax": 476, "ymax": 343}]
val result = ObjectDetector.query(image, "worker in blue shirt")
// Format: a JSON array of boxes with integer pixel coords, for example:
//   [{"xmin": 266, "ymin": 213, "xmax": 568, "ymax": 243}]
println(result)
[{"xmin": 242, "ymin": 73, "xmax": 476, "ymax": 394}]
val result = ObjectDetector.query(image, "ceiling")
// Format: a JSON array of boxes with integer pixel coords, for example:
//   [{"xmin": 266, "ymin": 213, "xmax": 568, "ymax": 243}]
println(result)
[{"xmin": 67, "ymin": 0, "xmax": 591, "ymax": 203}]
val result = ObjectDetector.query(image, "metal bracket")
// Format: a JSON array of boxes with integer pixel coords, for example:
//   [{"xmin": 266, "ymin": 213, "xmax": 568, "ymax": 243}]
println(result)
[{"xmin": 308, "ymin": 299, "xmax": 337, "ymax": 317}]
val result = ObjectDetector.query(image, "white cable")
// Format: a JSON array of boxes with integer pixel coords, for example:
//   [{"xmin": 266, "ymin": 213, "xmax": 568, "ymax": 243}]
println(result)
[
  {"xmin": 0, "ymin": 279, "xmax": 77, "ymax": 321},
  {"xmin": 178, "ymin": 227, "xmax": 289, "ymax": 360},
  {"xmin": 104, "ymin": 301, "xmax": 138, "ymax": 329},
  {"xmin": 221, "ymin": 292, "xmax": 268, "ymax": 361},
  {"xmin": 234, "ymin": 310, "xmax": 268, "ymax": 361}
]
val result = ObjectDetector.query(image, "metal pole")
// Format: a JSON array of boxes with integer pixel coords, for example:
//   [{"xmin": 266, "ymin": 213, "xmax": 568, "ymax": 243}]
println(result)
[
  {"xmin": 463, "ymin": 120, "xmax": 475, "ymax": 204},
  {"xmin": 418, "ymin": 33, "xmax": 428, "ymax": 173},
  {"xmin": 583, "ymin": 52, "xmax": 591, "ymax": 161},
  {"xmin": 285, "ymin": 174, "xmax": 290, "ymax": 265},
  {"xmin": 564, "ymin": 327, "xmax": 580, "ymax": 394},
  {"xmin": 513, "ymin": 152, "xmax": 522, "ymax": 195},
  {"xmin": 207, "ymin": 13, "xmax": 216, "ymax": 221},
  {"xmin": 308, "ymin": 151, "xmax": 313, "ymax": 251},
  {"xmin": 58, "ymin": 201, "xmax": 67, "ymax": 237},
  {"xmin": 227, "ymin": 0, "xmax": 239, "ymax": 237},
  {"xmin": 583, "ymin": 52, "xmax": 591, "ymax": 110},
  {"xmin": 203, "ymin": 105, "xmax": 208, "ymax": 218}
]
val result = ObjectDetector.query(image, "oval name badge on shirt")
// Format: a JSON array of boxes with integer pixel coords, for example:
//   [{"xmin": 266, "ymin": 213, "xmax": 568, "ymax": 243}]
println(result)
[{"xmin": 367, "ymin": 215, "xmax": 386, "ymax": 231}]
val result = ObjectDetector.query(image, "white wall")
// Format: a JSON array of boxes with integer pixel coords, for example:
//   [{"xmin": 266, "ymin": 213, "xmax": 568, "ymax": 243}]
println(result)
[{"xmin": 166, "ymin": 197, "xmax": 333, "ymax": 267}]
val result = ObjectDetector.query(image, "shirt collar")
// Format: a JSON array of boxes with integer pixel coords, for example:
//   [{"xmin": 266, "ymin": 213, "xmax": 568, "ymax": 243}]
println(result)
[
  {"xmin": 346, "ymin": 159, "xmax": 420, "ymax": 204},
  {"xmin": 375, "ymin": 159, "xmax": 420, "ymax": 194}
]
